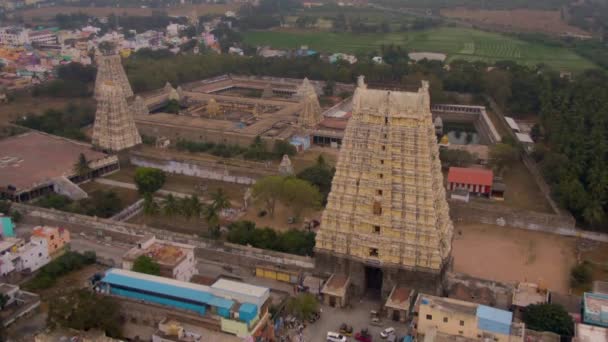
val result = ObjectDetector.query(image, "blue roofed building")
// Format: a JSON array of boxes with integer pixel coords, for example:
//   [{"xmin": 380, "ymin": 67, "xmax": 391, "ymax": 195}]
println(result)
[
  {"xmin": 583, "ymin": 292, "xmax": 608, "ymax": 328},
  {"xmin": 476, "ymin": 305, "xmax": 513, "ymax": 336},
  {"xmin": 99, "ymin": 268, "xmax": 271, "ymax": 338}
]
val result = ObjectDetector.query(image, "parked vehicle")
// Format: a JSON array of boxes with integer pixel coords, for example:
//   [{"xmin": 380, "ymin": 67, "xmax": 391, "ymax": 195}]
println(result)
[
  {"xmin": 355, "ymin": 328, "xmax": 373, "ymax": 342},
  {"xmin": 380, "ymin": 327, "xmax": 395, "ymax": 339},
  {"xmin": 339, "ymin": 323, "xmax": 353, "ymax": 336},
  {"xmin": 327, "ymin": 331, "xmax": 348, "ymax": 342}
]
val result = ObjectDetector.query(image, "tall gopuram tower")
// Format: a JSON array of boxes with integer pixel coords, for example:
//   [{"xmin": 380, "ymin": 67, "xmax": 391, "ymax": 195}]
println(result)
[
  {"xmin": 296, "ymin": 78, "xmax": 322, "ymax": 128},
  {"xmin": 92, "ymin": 81, "xmax": 142, "ymax": 151},
  {"xmin": 315, "ymin": 77, "xmax": 453, "ymax": 297},
  {"xmin": 94, "ymin": 54, "xmax": 134, "ymax": 99}
]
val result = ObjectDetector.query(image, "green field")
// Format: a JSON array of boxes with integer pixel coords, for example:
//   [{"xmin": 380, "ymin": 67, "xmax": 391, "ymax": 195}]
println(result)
[{"xmin": 243, "ymin": 27, "xmax": 595, "ymax": 71}]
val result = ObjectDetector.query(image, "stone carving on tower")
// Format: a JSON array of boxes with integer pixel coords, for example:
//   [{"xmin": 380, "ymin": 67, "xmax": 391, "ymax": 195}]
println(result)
[
  {"xmin": 207, "ymin": 98, "xmax": 221, "ymax": 117},
  {"xmin": 132, "ymin": 96, "xmax": 149, "ymax": 116},
  {"xmin": 94, "ymin": 54, "xmax": 134, "ymax": 99},
  {"xmin": 315, "ymin": 77, "xmax": 453, "ymax": 290},
  {"xmin": 92, "ymin": 81, "xmax": 142, "ymax": 151},
  {"xmin": 296, "ymin": 78, "xmax": 322, "ymax": 128}
]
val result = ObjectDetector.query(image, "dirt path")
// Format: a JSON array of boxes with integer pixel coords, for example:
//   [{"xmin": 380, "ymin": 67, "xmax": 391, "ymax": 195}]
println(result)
[{"xmin": 452, "ymin": 222, "xmax": 576, "ymax": 293}]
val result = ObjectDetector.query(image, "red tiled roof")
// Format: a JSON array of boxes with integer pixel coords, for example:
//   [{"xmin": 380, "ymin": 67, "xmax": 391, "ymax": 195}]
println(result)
[{"xmin": 447, "ymin": 167, "xmax": 493, "ymax": 187}]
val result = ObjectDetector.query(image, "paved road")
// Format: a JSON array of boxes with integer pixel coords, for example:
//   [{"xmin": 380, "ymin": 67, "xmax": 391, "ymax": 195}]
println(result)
[{"xmin": 70, "ymin": 237, "xmax": 130, "ymax": 266}]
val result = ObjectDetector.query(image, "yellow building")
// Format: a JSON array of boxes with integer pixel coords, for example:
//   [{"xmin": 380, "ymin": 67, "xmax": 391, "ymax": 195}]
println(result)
[
  {"xmin": 315, "ymin": 76, "xmax": 453, "ymax": 296},
  {"xmin": 417, "ymin": 294, "xmax": 524, "ymax": 342}
]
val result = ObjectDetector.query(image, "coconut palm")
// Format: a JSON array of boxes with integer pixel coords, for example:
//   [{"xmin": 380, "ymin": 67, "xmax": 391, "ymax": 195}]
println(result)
[{"xmin": 162, "ymin": 194, "xmax": 179, "ymax": 217}]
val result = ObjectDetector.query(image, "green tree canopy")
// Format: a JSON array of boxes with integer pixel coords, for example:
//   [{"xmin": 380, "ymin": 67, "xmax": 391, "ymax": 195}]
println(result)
[
  {"xmin": 522, "ymin": 303, "xmax": 574, "ymax": 337},
  {"xmin": 287, "ymin": 293, "xmax": 319, "ymax": 320},
  {"xmin": 252, "ymin": 175, "xmax": 285, "ymax": 217},
  {"xmin": 489, "ymin": 143, "xmax": 518, "ymax": 175},
  {"xmin": 73, "ymin": 153, "xmax": 91, "ymax": 177},
  {"xmin": 134, "ymin": 167, "xmax": 166, "ymax": 194},
  {"xmin": 132, "ymin": 255, "xmax": 161, "ymax": 276},
  {"xmin": 47, "ymin": 289, "xmax": 122, "ymax": 337},
  {"xmin": 281, "ymin": 178, "xmax": 322, "ymax": 218}
]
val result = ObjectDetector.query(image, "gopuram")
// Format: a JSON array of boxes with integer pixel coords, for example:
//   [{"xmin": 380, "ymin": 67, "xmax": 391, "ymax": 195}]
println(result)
[{"xmin": 315, "ymin": 77, "xmax": 454, "ymax": 298}]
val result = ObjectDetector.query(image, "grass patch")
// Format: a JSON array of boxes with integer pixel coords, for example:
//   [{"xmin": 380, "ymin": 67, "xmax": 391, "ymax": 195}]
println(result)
[{"xmin": 242, "ymin": 27, "xmax": 595, "ymax": 71}]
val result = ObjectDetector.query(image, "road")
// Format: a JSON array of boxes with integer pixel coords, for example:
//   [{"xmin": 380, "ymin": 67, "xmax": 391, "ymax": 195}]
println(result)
[{"xmin": 69, "ymin": 236, "xmax": 131, "ymax": 266}]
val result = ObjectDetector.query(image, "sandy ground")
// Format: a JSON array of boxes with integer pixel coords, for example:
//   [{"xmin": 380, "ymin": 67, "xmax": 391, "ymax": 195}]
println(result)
[
  {"xmin": 441, "ymin": 8, "xmax": 589, "ymax": 36},
  {"xmin": 452, "ymin": 222, "xmax": 576, "ymax": 293},
  {"xmin": 241, "ymin": 202, "xmax": 323, "ymax": 231}
]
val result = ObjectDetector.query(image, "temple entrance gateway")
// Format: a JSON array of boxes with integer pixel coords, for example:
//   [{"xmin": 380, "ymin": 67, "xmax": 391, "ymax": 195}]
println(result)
[{"xmin": 365, "ymin": 266, "xmax": 383, "ymax": 297}]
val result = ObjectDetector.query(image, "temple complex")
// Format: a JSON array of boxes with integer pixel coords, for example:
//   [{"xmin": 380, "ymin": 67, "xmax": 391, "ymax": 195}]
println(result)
[{"xmin": 315, "ymin": 77, "xmax": 454, "ymax": 298}]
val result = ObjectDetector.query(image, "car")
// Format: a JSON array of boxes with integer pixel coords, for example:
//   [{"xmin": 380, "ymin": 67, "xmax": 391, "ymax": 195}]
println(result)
[
  {"xmin": 355, "ymin": 328, "xmax": 372, "ymax": 342},
  {"xmin": 380, "ymin": 327, "xmax": 395, "ymax": 339},
  {"xmin": 339, "ymin": 323, "xmax": 353, "ymax": 336},
  {"xmin": 327, "ymin": 331, "xmax": 347, "ymax": 342}
]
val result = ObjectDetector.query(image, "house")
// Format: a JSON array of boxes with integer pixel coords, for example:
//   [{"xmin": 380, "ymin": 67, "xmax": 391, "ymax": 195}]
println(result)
[
  {"xmin": 385, "ymin": 286, "xmax": 414, "ymax": 322},
  {"xmin": 447, "ymin": 167, "xmax": 493, "ymax": 196},
  {"xmin": 583, "ymin": 292, "xmax": 608, "ymax": 328},
  {"xmin": 0, "ymin": 238, "xmax": 21, "ymax": 276},
  {"xmin": 417, "ymin": 294, "xmax": 524, "ymax": 341},
  {"xmin": 15, "ymin": 237, "xmax": 50, "ymax": 272},
  {"xmin": 0, "ymin": 283, "xmax": 40, "ymax": 327},
  {"xmin": 511, "ymin": 282, "xmax": 549, "ymax": 316},
  {"xmin": 321, "ymin": 274, "xmax": 350, "ymax": 308},
  {"xmin": 0, "ymin": 215, "xmax": 15, "ymax": 238},
  {"xmin": 31, "ymin": 226, "xmax": 70, "ymax": 257},
  {"xmin": 122, "ymin": 235, "xmax": 197, "ymax": 282},
  {"xmin": 575, "ymin": 323, "xmax": 608, "ymax": 342}
]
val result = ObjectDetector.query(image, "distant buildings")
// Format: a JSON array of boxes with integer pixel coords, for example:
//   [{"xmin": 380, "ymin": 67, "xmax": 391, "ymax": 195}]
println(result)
[
  {"xmin": 122, "ymin": 236, "xmax": 197, "ymax": 282},
  {"xmin": 31, "ymin": 226, "xmax": 70, "ymax": 257},
  {"xmin": 447, "ymin": 167, "xmax": 494, "ymax": 196},
  {"xmin": 0, "ymin": 283, "xmax": 40, "ymax": 327}
]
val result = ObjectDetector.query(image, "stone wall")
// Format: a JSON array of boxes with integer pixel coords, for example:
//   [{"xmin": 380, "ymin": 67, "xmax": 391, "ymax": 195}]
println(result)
[
  {"xmin": 448, "ymin": 200, "xmax": 608, "ymax": 242},
  {"xmin": 12, "ymin": 203, "xmax": 315, "ymax": 270},
  {"xmin": 431, "ymin": 104, "xmax": 501, "ymax": 144},
  {"xmin": 130, "ymin": 151, "xmax": 272, "ymax": 185}
]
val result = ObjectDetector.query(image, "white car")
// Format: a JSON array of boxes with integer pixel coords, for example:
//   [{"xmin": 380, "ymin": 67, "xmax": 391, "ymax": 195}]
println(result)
[
  {"xmin": 380, "ymin": 327, "xmax": 396, "ymax": 339},
  {"xmin": 327, "ymin": 331, "xmax": 348, "ymax": 342}
]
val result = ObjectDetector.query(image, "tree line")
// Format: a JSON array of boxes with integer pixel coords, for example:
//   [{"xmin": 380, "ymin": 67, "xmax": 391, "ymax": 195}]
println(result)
[
  {"xmin": 175, "ymin": 136, "xmax": 296, "ymax": 161},
  {"xmin": 226, "ymin": 220, "xmax": 316, "ymax": 256}
]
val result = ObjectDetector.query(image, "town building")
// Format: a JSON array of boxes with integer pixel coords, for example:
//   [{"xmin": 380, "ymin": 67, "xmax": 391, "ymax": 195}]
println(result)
[
  {"xmin": 99, "ymin": 268, "xmax": 271, "ymax": 338},
  {"xmin": 15, "ymin": 237, "xmax": 50, "ymax": 272},
  {"xmin": 122, "ymin": 236, "xmax": 197, "ymax": 282},
  {"xmin": 0, "ymin": 131, "xmax": 120, "ymax": 202},
  {"xmin": 0, "ymin": 237, "xmax": 21, "ymax": 276},
  {"xmin": 384, "ymin": 286, "xmax": 415, "ymax": 322},
  {"xmin": 34, "ymin": 329, "xmax": 122, "ymax": 342},
  {"xmin": 511, "ymin": 282, "xmax": 549, "ymax": 315},
  {"xmin": 447, "ymin": 167, "xmax": 493, "ymax": 196},
  {"xmin": 0, "ymin": 215, "xmax": 15, "ymax": 238},
  {"xmin": 315, "ymin": 77, "xmax": 454, "ymax": 297},
  {"xmin": 0, "ymin": 283, "xmax": 40, "ymax": 327},
  {"xmin": 0, "ymin": 27, "xmax": 29, "ymax": 47},
  {"xmin": 574, "ymin": 323, "xmax": 608, "ymax": 341},
  {"xmin": 416, "ymin": 294, "xmax": 524, "ymax": 341},
  {"xmin": 31, "ymin": 226, "xmax": 70, "ymax": 257},
  {"xmin": 321, "ymin": 273, "xmax": 350, "ymax": 308},
  {"xmin": 28, "ymin": 29, "xmax": 58, "ymax": 46},
  {"xmin": 583, "ymin": 292, "xmax": 608, "ymax": 328}
]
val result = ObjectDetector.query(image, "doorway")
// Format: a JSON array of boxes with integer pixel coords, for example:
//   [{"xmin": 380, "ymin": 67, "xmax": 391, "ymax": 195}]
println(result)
[{"xmin": 365, "ymin": 266, "xmax": 383, "ymax": 298}]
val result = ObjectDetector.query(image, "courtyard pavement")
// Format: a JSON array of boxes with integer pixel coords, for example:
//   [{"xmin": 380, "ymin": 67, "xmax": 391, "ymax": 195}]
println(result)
[{"xmin": 302, "ymin": 298, "xmax": 410, "ymax": 342}]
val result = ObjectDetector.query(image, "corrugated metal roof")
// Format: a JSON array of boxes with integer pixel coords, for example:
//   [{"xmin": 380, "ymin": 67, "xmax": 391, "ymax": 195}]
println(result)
[
  {"xmin": 476, "ymin": 305, "xmax": 512, "ymax": 335},
  {"xmin": 102, "ymin": 269, "xmax": 234, "ymax": 310},
  {"xmin": 211, "ymin": 278, "xmax": 269, "ymax": 298}
]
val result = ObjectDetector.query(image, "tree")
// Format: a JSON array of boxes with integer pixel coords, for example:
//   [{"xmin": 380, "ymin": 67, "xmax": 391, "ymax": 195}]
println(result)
[
  {"xmin": 132, "ymin": 255, "xmax": 161, "ymax": 276},
  {"xmin": 489, "ymin": 143, "xmax": 518, "ymax": 175},
  {"xmin": 164, "ymin": 99, "xmax": 180, "ymax": 114},
  {"xmin": 211, "ymin": 188, "xmax": 231, "ymax": 212},
  {"xmin": 570, "ymin": 261, "xmax": 592, "ymax": 289},
  {"xmin": 522, "ymin": 303, "xmax": 574, "ymax": 337},
  {"xmin": 48, "ymin": 289, "xmax": 122, "ymax": 337},
  {"xmin": 281, "ymin": 178, "xmax": 322, "ymax": 218},
  {"xmin": 273, "ymin": 140, "xmax": 296, "ymax": 158},
  {"xmin": 323, "ymin": 80, "xmax": 335, "ymax": 97},
  {"xmin": 162, "ymin": 194, "xmax": 180, "ymax": 217},
  {"xmin": 134, "ymin": 167, "xmax": 166, "ymax": 194},
  {"xmin": 252, "ymin": 176, "xmax": 285, "ymax": 217},
  {"xmin": 287, "ymin": 293, "xmax": 319, "ymax": 320},
  {"xmin": 483, "ymin": 69, "xmax": 512, "ymax": 109},
  {"xmin": 143, "ymin": 193, "xmax": 159, "ymax": 216},
  {"xmin": 0, "ymin": 294, "xmax": 8, "ymax": 309},
  {"xmin": 297, "ymin": 162, "xmax": 335, "ymax": 204},
  {"xmin": 439, "ymin": 149, "xmax": 476, "ymax": 167}
]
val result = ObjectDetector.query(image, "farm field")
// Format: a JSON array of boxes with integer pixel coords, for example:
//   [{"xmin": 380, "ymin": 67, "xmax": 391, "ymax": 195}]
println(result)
[{"xmin": 243, "ymin": 27, "xmax": 595, "ymax": 71}]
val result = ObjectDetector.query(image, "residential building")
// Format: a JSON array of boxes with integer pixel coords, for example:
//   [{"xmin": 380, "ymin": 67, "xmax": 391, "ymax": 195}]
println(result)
[
  {"xmin": 0, "ymin": 215, "xmax": 15, "ymax": 238},
  {"xmin": 0, "ymin": 237, "xmax": 21, "ymax": 276},
  {"xmin": 447, "ymin": 167, "xmax": 493, "ymax": 196},
  {"xmin": 31, "ymin": 226, "xmax": 70, "ymax": 256},
  {"xmin": 583, "ymin": 292, "xmax": 608, "ymax": 328},
  {"xmin": 28, "ymin": 29, "xmax": 58, "ymax": 46},
  {"xmin": 321, "ymin": 274, "xmax": 350, "ymax": 308},
  {"xmin": 122, "ymin": 236, "xmax": 197, "ymax": 282},
  {"xmin": 0, "ymin": 27, "xmax": 29, "ymax": 47},
  {"xmin": 329, "ymin": 53, "xmax": 357, "ymax": 64},
  {"xmin": 574, "ymin": 323, "xmax": 608, "ymax": 342},
  {"xmin": 385, "ymin": 286, "xmax": 414, "ymax": 322},
  {"xmin": 99, "ymin": 269, "xmax": 271, "ymax": 338},
  {"xmin": 15, "ymin": 237, "xmax": 50, "ymax": 272},
  {"xmin": 511, "ymin": 282, "xmax": 549, "ymax": 315},
  {"xmin": 0, "ymin": 283, "xmax": 40, "ymax": 327},
  {"xmin": 417, "ymin": 294, "xmax": 524, "ymax": 342}
]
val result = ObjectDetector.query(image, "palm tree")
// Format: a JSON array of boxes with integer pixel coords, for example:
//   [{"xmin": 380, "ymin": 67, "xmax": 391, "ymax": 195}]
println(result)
[
  {"xmin": 211, "ymin": 188, "xmax": 230, "ymax": 212},
  {"xmin": 143, "ymin": 193, "xmax": 159, "ymax": 216},
  {"xmin": 189, "ymin": 195, "xmax": 202, "ymax": 219},
  {"xmin": 203, "ymin": 204, "xmax": 220, "ymax": 233},
  {"xmin": 162, "ymin": 194, "xmax": 179, "ymax": 217},
  {"xmin": 73, "ymin": 153, "xmax": 91, "ymax": 179}
]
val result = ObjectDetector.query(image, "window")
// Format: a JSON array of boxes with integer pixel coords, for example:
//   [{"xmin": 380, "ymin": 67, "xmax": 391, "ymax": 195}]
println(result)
[
  {"xmin": 426, "ymin": 314, "xmax": 432, "ymax": 320},
  {"xmin": 377, "ymin": 189, "xmax": 383, "ymax": 196},
  {"xmin": 443, "ymin": 317, "xmax": 448, "ymax": 323},
  {"xmin": 458, "ymin": 331, "xmax": 463, "ymax": 335},
  {"xmin": 379, "ymin": 173, "xmax": 384, "ymax": 179},
  {"xmin": 460, "ymin": 320, "xmax": 464, "ymax": 326},
  {"xmin": 38, "ymin": 253, "xmax": 42, "ymax": 257},
  {"xmin": 369, "ymin": 248, "xmax": 379, "ymax": 257},
  {"xmin": 50, "ymin": 235, "xmax": 55, "ymax": 240},
  {"xmin": 384, "ymin": 134, "xmax": 388, "ymax": 139},
  {"xmin": 373, "ymin": 202, "xmax": 382, "ymax": 215},
  {"xmin": 373, "ymin": 225, "xmax": 381, "ymax": 234},
  {"xmin": 380, "ymin": 159, "xmax": 384, "ymax": 165},
  {"xmin": 381, "ymin": 145, "xmax": 386, "ymax": 151},
  {"xmin": 385, "ymin": 117, "xmax": 389, "ymax": 124}
]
